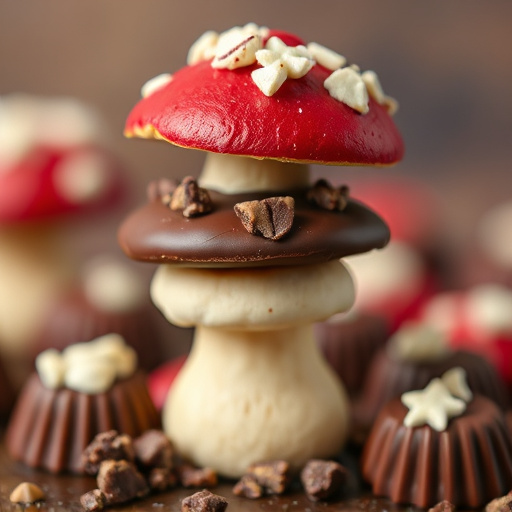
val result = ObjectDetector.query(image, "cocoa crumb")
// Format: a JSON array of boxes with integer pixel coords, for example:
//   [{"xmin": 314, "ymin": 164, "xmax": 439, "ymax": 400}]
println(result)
[
  {"xmin": 429, "ymin": 500, "xmax": 456, "ymax": 512},
  {"xmin": 232, "ymin": 474, "xmax": 264, "ymax": 499},
  {"xmin": 486, "ymin": 494, "xmax": 512, "ymax": 512},
  {"xmin": 147, "ymin": 467, "xmax": 178, "ymax": 492},
  {"xmin": 170, "ymin": 176, "xmax": 212, "ymax": 217},
  {"xmin": 246, "ymin": 460, "xmax": 291, "ymax": 495},
  {"xmin": 97, "ymin": 459, "xmax": 149, "ymax": 505},
  {"xmin": 178, "ymin": 463, "xmax": 218, "ymax": 488},
  {"xmin": 234, "ymin": 196, "xmax": 294, "ymax": 240},
  {"xmin": 82, "ymin": 430, "xmax": 135, "ymax": 475},
  {"xmin": 181, "ymin": 489, "xmax": 228, "ymax": 512},
  {"xmin": 147, "ymin": 178, "xmax": 178, "ymax": 204},
  {"xmin": 134, "ymin": 429, "xmax": 174, "ymax": 469},
  {"xmin": 80, "ymin": 489, "xmax": 106, "ymax": 511},
  {"xmin": 300, "ymin": 459, "xmax": 347, "ymax": 502},
  {"xmin": 307, "ymin": 179, "xmax": 349, "ymax": 211}
]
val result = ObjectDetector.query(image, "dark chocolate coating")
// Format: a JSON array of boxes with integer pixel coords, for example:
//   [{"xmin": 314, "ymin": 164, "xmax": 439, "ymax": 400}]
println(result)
[
  {"xmin": 361, "ymin": 395, "xmax": 512, "ymax": 508},
  {"xmin": 118, "ymin": 189, "xmax": 390, "ymax": 267},
  {"xmin": 5, "ymin": 371, "xmax": 161, "ymax": 474}
]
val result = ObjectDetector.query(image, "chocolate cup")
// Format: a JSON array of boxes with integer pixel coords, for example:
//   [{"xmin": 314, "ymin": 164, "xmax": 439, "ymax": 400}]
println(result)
[
  {"xmin": 118, "ymin": 190, "xmax": 390, "ymax": 267},
  {"xmin": 5, "ymin": 371, "xmax": 160, "ymax": 474},
  {"xmin": 353, "ymin": 349, "xmax": 510, "ymax": 437},
  {"xmin": 315, "ymin": 313, "xmax": 390, "ymax": 397},
  {"xmin": 361, "ymin": 395, "xmax": 512, "ymax": 508}
]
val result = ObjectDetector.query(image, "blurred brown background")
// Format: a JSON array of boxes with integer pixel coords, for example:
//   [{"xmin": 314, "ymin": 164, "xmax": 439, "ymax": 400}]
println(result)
[{"xmin": 1, "ymin": 0, "xmax": 511, "ymax": 266}]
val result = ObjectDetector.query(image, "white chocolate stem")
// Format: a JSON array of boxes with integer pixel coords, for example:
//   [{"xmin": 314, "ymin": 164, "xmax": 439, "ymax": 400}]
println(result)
[
  {"xmin": 199, "ymin": 152, "xmax": 310, "ymax": 193},
  {"xmin": 163, "ymin": 324, "xmax": 349, "ymax": 477}
]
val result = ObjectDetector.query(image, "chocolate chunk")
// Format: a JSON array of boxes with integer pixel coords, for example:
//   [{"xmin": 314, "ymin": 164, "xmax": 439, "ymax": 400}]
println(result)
[
  {"xmin": 307, "ymin": 179, "xmax": 349, "ymax": 211},
  {"xmin": 80, "ymin": 489, "xmax": 106, "ymax": 511},
  {"xmin": 300, "ymin": 459, "xmax": 347, "ymax": 501},
  {"xmin": 429, "ymin": 500, "xmax": 457, "ymax": 512},
  {"xmin": 147, "ymin": 467, "xmax": 178, "ymax": 492},
  {"xmin": 9, "ymin": 482, "xmax": 45, "ymax": 504},
  {"xmin": 181, "ymin": 489, "xmax": 228, "ymax": 512},
  {"xmin": 82, "ymin": 430, "xmax": 135, "ymax": 475},
  {"xmin": 147, "ymin": 178, "xmax": 178, "ymax": 204},
  {"xmin": 178, "ymin": 463, "xmax": 218, "ymax": 488},
  {"xmin": 486, "ymin": 494, "xmax": 512, "ymax": 512},
  {"xmin": 234, "ymin": 196, "xmax": 294, "ymax": 240},
  {"xmin": 232, "ymin": 474, "xmax": 264, "ymax": 499},
  {"xmin": 170, "ymin": 176, "xmax": 212, "ymax": 217},
  {"xmin": 97, "ymin": 460, "xmax": 149, "ymax": 505},
  {"xmin": 246, "ymin": 460, "xmax": 291, "ymax": 495},
  {"xmin": 134, "ymin": 429, "xmax": 174, "ymax": 469}
]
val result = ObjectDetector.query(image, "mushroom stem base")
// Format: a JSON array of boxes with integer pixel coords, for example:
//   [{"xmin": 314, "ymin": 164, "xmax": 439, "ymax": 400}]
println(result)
[{"xmin": 163, "ymin": 323, "xmax": 350, "ymax": 478}]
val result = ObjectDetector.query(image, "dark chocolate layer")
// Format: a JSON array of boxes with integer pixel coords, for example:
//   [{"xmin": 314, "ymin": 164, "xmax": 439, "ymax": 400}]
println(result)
[{"xmin": 118, "ymin": 189, "xmax": 390, "ymax": 267}]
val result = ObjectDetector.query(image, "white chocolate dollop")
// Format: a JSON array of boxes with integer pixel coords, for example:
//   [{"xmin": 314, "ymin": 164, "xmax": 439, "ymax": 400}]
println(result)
[{"xmin": 35, "ymin": 333, "xmax": 137, "ymax": 394}]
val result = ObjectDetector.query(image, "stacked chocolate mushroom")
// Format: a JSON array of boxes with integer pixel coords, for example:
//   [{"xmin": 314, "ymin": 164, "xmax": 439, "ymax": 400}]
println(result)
[{"xmin": 118, "ymin": 24, "xmax": 403, "ymax": 478}]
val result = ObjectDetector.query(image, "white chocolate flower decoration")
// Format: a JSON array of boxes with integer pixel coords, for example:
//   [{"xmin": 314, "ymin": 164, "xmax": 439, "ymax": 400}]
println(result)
[
  {"xmin": 324, "ymin": 67, "xmax": 369, "ymax": 114},
  {"xmin": 252, "ymin": 37, "xmax": 315, "ymax": 97}
]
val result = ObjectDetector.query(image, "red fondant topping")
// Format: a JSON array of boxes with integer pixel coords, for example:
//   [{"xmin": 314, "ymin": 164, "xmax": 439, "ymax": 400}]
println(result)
[{"xmin": 125, "ymin": 52, "xmax": 404, "ymax": 166}]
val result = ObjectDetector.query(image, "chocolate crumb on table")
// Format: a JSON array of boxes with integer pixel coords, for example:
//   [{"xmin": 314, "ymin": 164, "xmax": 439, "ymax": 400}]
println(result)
[
  {"xmin": 486, "ymin": 493, "xmax": 512, "ymax": 512},
  {"xmin": 82, "ymin": 430, "xmax": 135, "ymax": 475},
  {"xmin": 300, "ymin": 459, "xmax": 348, "ymax": 501},
  {"xmin": 182, "ymin": 489, "xmax": 228, "ymax": 512},
  {"xmin": 97, "ymin": 459, "xmax": 150, "ymax": 504},
  {"xmin": 178, "ymin": 463, "xmax": 218, "ymax": 488},
  {"xmin": 244, "ymin": 460, "xmax": 291, "ymax": 495},
  {"xmin": 428, "ymin": 499, "xmax": 456, "ymax": 512},
  {"xmin": 133, "ymin": 428, "xmax": 174, "ymax": 469}
]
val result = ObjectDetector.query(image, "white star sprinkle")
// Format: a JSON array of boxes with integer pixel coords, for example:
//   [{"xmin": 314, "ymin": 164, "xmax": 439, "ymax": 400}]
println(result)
[
  {"xmin": 441, "ymin": 367, "xmax": 473, "ymax": 402},
  {"xmin": 251, "ymin": 37, "xmax": 315, "ymax": 96},
  {"xmin": 401, "ymin": 378, "xmax": 467, "ymax": 431}
]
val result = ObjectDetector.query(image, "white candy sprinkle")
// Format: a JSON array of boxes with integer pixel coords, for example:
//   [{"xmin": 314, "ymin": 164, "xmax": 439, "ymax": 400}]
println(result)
[
  {"xmin": 251, "ymin": 37, "xmax": 314, "ymax": 96},
  {"xmin": 362, "ymin": 70, "xmax": 399, "ymax": 115},
  {"xmin": 307, "ymin": 42, "xmax": 346, "ymax": 71},
  {"xmin": 141, "ymin": 73, "xmax": 173, "ymax": 98},
  {"xmin": 324, "ymin": 67, "xmax": 369, "ymax": 114}
]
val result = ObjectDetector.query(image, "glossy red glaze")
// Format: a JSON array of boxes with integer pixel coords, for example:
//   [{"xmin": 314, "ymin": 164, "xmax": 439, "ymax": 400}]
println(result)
[{"xmin": 125, "ymin": 49, "xmax": 404, "ymax": 165}]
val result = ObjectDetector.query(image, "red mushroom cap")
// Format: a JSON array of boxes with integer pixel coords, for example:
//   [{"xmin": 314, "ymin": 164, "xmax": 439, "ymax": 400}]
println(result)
[
  {"xmin": 0, "ymin": 144, "xmax": 125, "ymax": 223},
  {"xmin": 125, "ymin": 29, "xmax": 404, "ymax": 166}
]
